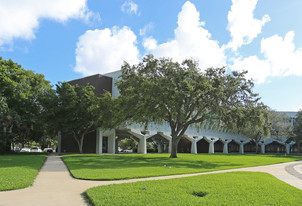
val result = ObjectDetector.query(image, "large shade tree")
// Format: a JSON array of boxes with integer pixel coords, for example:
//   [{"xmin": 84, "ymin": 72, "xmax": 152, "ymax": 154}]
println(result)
[
  {"xmin": 291, "ymin": 110, "xmax": 302, "ymax": 153},
  {"xmin": 0, "ymin": 57, "xmax": 52, "ymax": 151},
  {"xmin": 49, "ymin": 82, "xmax": 114, "ymax": 153},
  {"xmin": 117, "ymin": 55, "xmax": 259, "ymax": 158},
  {"xmin": 269, "ymin": 110, "xmax": 291, "ymax": 139},
  {"xmin": 231, "ymin": 103, "xmax": 271, "ymax": 153}
]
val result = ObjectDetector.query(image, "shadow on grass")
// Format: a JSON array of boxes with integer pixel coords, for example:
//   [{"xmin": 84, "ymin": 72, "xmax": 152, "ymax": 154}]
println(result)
[
  {"xmin": 62, "ymin": 153, "xmax": 302, "ymax": 171},
  {"xmin": 0, "ymin": 154, "xmax": 46, "ymax": 170}
]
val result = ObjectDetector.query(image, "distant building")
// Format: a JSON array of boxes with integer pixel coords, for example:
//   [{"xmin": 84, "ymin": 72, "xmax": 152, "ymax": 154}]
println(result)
[
  {"xmin": 57, "ymin": 71, "xmax": 301, "ymax": 154},
  {"xmin": 279, "ymin": 111, "xmax": 297, "ymax": 126}
]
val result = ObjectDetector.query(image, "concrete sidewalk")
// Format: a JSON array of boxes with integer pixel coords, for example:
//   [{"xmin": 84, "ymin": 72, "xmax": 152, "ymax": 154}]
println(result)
[{"xmin": 0, "ymin": 156, "xmax": 302, "ymax": 206}]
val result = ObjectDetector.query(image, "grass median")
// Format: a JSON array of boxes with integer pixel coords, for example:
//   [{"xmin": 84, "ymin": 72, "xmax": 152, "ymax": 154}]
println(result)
[
  {"xmin": 62, "ymin": 153, "xmax": 302, "ymax": 180},
  {"xmin": 85, "ymin": 171, "xmax": 302, "ymax": 206},
  {"xmin": 0, "ymin": 154, "xmax": 46, "ymax": 191}
]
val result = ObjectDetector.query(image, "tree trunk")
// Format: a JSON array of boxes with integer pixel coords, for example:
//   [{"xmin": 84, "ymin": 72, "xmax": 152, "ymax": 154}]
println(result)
[
  {"xmin": 255, "ymin": 141, "xmax": 259, "ymax": 154},
  {"xmin": 5, "ymin": 139, "xmax": 11, "ymax": 152},
  {"xmin": 72, "ymin": 132, "xmax": 84, "ymax": 154},
  {"xmin": 169, "ymin": 136, "xmax": 180, "ymax": 158},
  {"xmin": 80, "ymin": 134, "xmax": 85, "ymax": 153}
]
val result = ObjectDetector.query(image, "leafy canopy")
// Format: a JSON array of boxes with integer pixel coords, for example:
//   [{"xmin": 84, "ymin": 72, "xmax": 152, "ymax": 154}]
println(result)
[
  {"xmin": 0, "ymin": 57, "xmax": 52, "ymax": 151},
  {"xmin": 48, "ymin": 82, "xmax": 114, "ymax": 153},
  {"xmin": 117, "ymin": 55, "xmax": 259, "ymax": 157}
]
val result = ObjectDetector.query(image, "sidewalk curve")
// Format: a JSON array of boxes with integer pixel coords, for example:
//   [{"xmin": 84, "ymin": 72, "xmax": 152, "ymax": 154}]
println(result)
[{"xmin": 0, "ymin": 156, "xmax": 302, "ymax": 206}]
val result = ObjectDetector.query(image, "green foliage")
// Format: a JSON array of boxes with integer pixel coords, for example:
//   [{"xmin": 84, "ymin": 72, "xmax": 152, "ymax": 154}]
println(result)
[
  {"xmin": 62, "ymin": 153, "xmax": 302, "ymax": 180},
  {"xmin": 48, "ymin": 82, "xmax": 115, "ymax": 153},
  {"xmin": 0, "ymin": 57, "xmax": 52, "ymax": 152},
  {"xmin": 291, "ymin": 110, "xmax": 302, "ymax": 152},
  {"xmin": 118, "ymin": 138, "xmax": 138, "ymax": 150},
  {"xmin": 86, "ymin": 172, "xmax": 302, "ymax": 206},
  {"xmin": 293, "ymin": 110, "xmax": 302, "ymax": 138},
  {"xmin": 117, "ymin": 55, "xmax": 259, "ymax": 158},
  {"xmin": 0, "ymin": 154, "xmax": 46, "ymax": 191},
  {"xmin": 269, "ymin": 110, "xmax": 291, "ymax": 138},
  {"xmin": 227, "ymin": 103, "xmax": 271, "ymax": 153}
]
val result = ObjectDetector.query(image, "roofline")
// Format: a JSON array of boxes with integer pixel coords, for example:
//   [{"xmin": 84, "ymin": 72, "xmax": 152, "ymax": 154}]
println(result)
[{"xmin": 67, "ymin": 73, "xmax": 104, "ymax": 83}]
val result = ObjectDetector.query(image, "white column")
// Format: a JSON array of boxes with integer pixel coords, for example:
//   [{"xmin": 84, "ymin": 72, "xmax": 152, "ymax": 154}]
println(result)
[
  {"xmin": 96, "ymin": 128, "xmax": 103, "ymax": 154},
  {"xmin": 139, "ymin": 136, "xmax": 147, "ymax": 154},
  {"xmin": 208, "ymin": 141, "xmax": 215, "ymax": 154},
  {"xmin": 260, "ymin": 143, "xmax": 265, "ymax": 154},
  {"xmin": 57, "ymin": 131, "xmax": 62, "ymax": 153},
  {"xmin": 108, "ymin": 129, "xmax": 116, "ymax": 154},
  {"xmin": 157, "ymin": 142, "xmax": 163, "ymax": 153},
  {"xmin": 286, "ymin": 144, "xmax": 290, "ymax": 154},
  {"xmin": 222, "ymin": 140, "xmax": 229, "ymax": 154},
  {"xmin": 191, "ymin": 140, "xmax": 197, "ymax": 154},
  {"xmin": 239, "ymin": 143, "xmax": 244, "ymax": 154}
]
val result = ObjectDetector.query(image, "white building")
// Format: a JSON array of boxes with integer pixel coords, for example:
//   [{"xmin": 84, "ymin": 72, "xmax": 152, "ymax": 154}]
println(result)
[{"xmin": 57, "ymin": 71, "xmax": 300, "ymax": 155}]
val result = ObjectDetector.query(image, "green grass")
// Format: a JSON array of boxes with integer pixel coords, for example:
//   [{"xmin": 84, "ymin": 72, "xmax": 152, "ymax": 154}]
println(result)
[
  {"xmin": 86, "ymin": 171, "xmax": 302, "ymax": 206},
  {"xmin": 0, "ymin": 154, "xmax": 46, "ymax": 191},
  {"xmin": 62, "ymin": 153, "xmax": 302, "ymax": 180}
]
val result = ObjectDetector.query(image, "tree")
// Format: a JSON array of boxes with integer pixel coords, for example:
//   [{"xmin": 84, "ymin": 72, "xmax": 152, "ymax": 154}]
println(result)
[
  {"xmin": 117, "ymin": 55, "xmax": 259, "ymax": 158},
  {"xmin": 233, "ymin": 103, "xmax": 271, "ymax": 153},
  {"xmin": 269, "ymin": 110, "xmax": 291, "ymax": 139},
  {"xmin": 0, "ymin": 57, "xmax": 52, "ymax": 151},
  {"xmin": 118, "ymin": 138, "xmax": 137, "ymax": 151},
  {"xmin": 0, "ymin": 96, "xmax": 20, "ymax": 152},
  {"xmin": 292, "ymin": 110, "xmax": 302, "ymax": 153},
  {"xmin": 52, "ymin": 82, "xmax": 114, "ymax": 153}
]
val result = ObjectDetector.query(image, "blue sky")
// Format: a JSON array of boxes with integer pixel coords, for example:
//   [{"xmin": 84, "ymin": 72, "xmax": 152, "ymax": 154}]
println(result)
[{"xmin": 0, "ymin": 0, "xmax": 302, "ymax": 111}]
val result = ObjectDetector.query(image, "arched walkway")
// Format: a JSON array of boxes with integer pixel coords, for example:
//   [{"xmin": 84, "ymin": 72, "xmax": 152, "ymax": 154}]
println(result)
[
  {"xmin": 265, "ymin": 141, "xmax": 286, "ymax": 153},
  {"xmin": 197, "ymin": 138, "xmax": 209, "ymax": 153},
  {"xmin": 177, "ymin": 136, "xmax": 192, "ymax": 153},
  {"xmin": 291, "ymin": 142, "xmax": 302, "ymax": 153},
  {"xmin": 214, "ymin": 140, "xmax": 223, "ymax": 153},
  {"xmin": 115, "ymin": 129, "xmax": 141, "ymax": 153},
  {"xmin": 244, "ymin": 141, "xmax": 260, "ymax": 153},
  {"xmin": 147, "ymin": 133, "xmax": 170, "ymax": 153},
  {"xmin": 228, "ymin": 140, "xmax": 239, "ymax": 153},
  {"xmin": 116, "ymin": 136, "xmax": 139, "ymax": 153}
]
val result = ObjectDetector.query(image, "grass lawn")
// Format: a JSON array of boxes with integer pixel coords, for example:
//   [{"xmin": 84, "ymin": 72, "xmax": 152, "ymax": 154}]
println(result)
[
  {"xmin": 85, "ymin": 171, "xmax": 302, "ymax": 206},
  {"xmin": 62, "ymin": 153, "xmax": 302, "ymax": 180},
  {"xmin": 0, "ymin": 154, "xmax": 46, "ymax": 191}
]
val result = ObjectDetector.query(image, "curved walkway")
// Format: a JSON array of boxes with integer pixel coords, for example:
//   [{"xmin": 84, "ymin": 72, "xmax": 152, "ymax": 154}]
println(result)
[{"xmin": 0, "ymin": 156, "xmax": 302, "ymax": 206}]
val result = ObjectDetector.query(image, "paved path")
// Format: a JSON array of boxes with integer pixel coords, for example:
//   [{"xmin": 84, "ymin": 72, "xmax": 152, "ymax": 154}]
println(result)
[{"xmin": 0, "ymin": 156, "xmax": 302, "ymax": 206}]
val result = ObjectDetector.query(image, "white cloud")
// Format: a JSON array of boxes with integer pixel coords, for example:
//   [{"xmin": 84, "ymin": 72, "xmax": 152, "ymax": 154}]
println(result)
[
  {"xmin": 229, "ymin": 56, "xmax": 270, "ymax": 84},
  {"xmin": 0, "ymin": 0, "xmax": 100, "ymax": 46},
  {"xmin": 139, "ymin": 23, "xmax": 154, "ymax": 36},
  {"xmin": 143, "ymin": 37, "xmax": 157, "ymax": 50},
  {"xmin": 230, "ymin": 31, "xmax": 302, "ymax": 84},
  {"xmin": 298, "ymin": 104, "xmax": 302, "ymax": 111},
  {"xmin": 74, "ymin": 27, "xmax": 140, "ymax": 75},
  {"xmin": 143, "ymin": 1, "xmax": 225, "ymax": 70},
  {"xmin": 226, "ymin": 0, "xmax": 270, "ymax": 51},
  {"xmin": 261, "ymin": 31, "xmax": 302, "ymax": 77},
  {"xmin": 121, "ymin": 0, "xmax": 139, "ymax": 15}
]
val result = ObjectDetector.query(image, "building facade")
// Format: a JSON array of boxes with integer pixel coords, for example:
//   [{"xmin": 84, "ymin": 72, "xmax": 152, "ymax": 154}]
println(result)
[{"xmin": 57, "ymin": 71, "xmax": 301, "ymax": 154}]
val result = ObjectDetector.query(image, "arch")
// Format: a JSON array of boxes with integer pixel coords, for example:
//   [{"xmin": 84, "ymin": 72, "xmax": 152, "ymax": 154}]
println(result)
[
  {"xmin": 147, "ymin": 134, "xmax": 170, "ymax": 153},
  {"xmin": 115, "ymin": 129, "xmax": 141, "ymax": 153},
  {"xmin": 244, "ymin": 141, "xmax": 260, "ymax": 153},
  {"xmin": 290, "ymin": 142, "xmax": 302, "ymax": 153},
  {"xmin": 177, "ymin": 136, "xmax": 192, "ymax": 153},
  {"xmin": 115, "ymin": 136, "xmax": 140, "ymax": 153},
  {"xmin": 214, "ymin": 140, "xmax": 223, "ymax": 153},
  {"xmin": 265, "ymin": 141, "xmax": 286, "ymax": 153},
  {"xmin": 197, "ymin": 138, "xmax": 209, "ymax": 153},
  {"xmin": 228, "ymin": 140, "xmax": 239, "ymax": 153}
]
